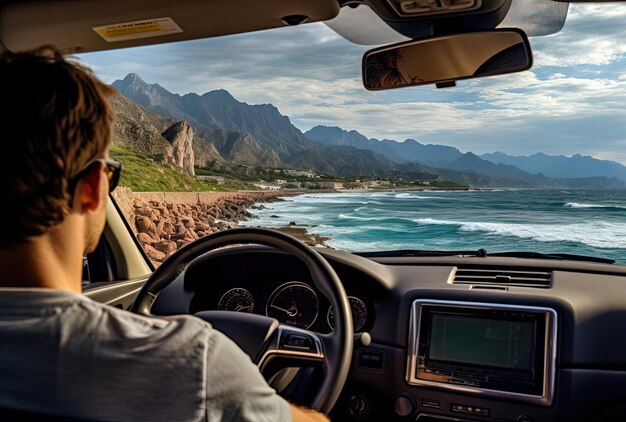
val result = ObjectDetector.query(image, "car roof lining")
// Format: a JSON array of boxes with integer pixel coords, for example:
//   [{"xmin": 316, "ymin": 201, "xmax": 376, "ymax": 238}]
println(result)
[
  {"xmin": 1, "ymin": 0, "xmax": 570, "ymax": 55},
  {"xmin": 0, "ymin": 0, "xmax": 340, "ymax": 54}
]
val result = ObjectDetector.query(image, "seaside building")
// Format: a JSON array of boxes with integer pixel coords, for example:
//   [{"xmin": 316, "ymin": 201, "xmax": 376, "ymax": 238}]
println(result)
[
  {"xmin": 196, "ymin": 175, "xmax": 225, "ymax": 185},
  {"xmin": 253, "ymin": 183, "xmax": 282, "ymax": 191},
  {"xmin": 306, "ymin": 181, "xmax": 344, "ymax": 190},
  {"xmin": 284, "ymin": 169, "xmax": 317, "ymax": 178},
  {"xmin": 367, "ymin": 180, "xmax": 391, "ymax": 188}
]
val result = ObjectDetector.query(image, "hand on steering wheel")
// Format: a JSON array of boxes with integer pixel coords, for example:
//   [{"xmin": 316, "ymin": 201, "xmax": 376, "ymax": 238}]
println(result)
[{"xmin": 130, "ymin": 227, "xmax": 354, "ymax": 413}]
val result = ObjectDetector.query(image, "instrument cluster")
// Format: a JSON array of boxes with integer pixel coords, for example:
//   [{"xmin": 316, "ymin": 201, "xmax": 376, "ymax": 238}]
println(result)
[{"xmin": 216, "ymin": 281, "xmax": 370, "ymax": 332}]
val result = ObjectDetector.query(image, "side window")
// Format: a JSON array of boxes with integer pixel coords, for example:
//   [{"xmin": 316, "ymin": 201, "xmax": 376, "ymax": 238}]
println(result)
[
  {"xmin": 82, "ymin": 235, "xmax": 117, "ymax": 287},
  {"xmin": 82, "ymin": 256, "xmax": 91, "ymax": 287}
]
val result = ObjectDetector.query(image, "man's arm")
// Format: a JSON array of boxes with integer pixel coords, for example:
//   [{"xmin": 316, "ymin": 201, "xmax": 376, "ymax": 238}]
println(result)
[
  {"xmin": 201, "ymin": 325, "xmax": 334, "ymax": 421},
  {"xmin": 290, "ymin": 403, "xmax": 330, "ymax": 422}
]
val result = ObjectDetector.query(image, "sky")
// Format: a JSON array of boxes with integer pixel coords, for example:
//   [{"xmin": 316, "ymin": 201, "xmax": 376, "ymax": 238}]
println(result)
[{"xmin": 79, "ymin": 3, "xmax": 626, "ymax": 164}]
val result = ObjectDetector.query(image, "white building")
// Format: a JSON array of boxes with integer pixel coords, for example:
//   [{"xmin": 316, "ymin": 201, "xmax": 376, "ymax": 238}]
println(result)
[
  {"xmin": 284, "ymin": 169, "xmax": 317, "ymax": 178},
  {"xmin": 196, "ymin": 175, "xmax": 225, "ymax": 184},
  {"xmin": 253, "ymin": 183, "xmax": 281, "ymax": 191}
]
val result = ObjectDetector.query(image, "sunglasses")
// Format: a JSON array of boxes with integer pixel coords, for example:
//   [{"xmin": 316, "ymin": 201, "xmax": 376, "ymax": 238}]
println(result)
[{"xmin": 70, "ymin": 158, "xmax": 122, "ymax": 195}]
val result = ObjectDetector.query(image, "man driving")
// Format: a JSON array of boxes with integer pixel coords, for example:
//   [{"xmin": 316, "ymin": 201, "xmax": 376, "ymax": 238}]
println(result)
[{"xmin": 0, "ymin": 48, "xmax": 328, "ymax": 422}]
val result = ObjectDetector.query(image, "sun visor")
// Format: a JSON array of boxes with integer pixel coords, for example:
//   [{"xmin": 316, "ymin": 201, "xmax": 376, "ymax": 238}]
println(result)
[{"xmin": 1, "ymin": 0, "xmax": 340, "ymax": 54}]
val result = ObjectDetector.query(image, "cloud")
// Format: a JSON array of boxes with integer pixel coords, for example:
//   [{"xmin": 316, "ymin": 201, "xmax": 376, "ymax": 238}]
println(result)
[
  {"xmin": 498, "ymin": 1, "xmax": 569, "ymax": 36},
  {"xmin": 81, "ymin": 24, "xmax": 369, "ymax": 93},
  {"xmin": 77, "ymin": 3, "xmax": 626, "ymax": 164},
  {"xmin": 531, "ymin": 4, "xmax": 626, "ymax": 67}
]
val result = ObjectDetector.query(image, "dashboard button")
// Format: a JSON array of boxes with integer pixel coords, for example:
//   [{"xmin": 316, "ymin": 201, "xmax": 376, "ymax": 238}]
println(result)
[
  {"xmin": 284, "ymin": 333, "xmax": 313, "ymax": 350},
  {"xmin": 451, "ymin": 403, "xmax": 490, "ymax": 416},
  {"xmin": 357, "ymin": 349, "xmax": 384, "ymax": 370}
]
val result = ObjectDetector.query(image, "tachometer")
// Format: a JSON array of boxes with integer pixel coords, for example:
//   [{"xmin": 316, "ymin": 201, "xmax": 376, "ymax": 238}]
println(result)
[
  {"xmin": 218, "ymin": 288, "xmax": 254, "ymax": 313},
  {"xmin": 266, "ymin": 282, "xmax": 319, "ymax": 329},
  {"xmin": 327, "ymin": 296, "xmax": 368, "ymax": 332}
]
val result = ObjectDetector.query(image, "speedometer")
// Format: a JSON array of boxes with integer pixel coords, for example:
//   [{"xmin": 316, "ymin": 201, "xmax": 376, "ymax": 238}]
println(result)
[
  {"xmin": 218, "ymin": 288, "xmax": 254, "ymax": 313},
  {"xmin": 266, "ymin": 282, "xmax": 319, "ymax": 329},
  {"xmin": 327, "ymin": 296, "xmax": 368, "ymax": 332}
]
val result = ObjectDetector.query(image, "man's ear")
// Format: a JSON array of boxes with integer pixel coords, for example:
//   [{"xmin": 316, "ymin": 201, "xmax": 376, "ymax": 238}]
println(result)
[{"xmin": 74, "ymin": 163, "xmax": 105, "ymax": 213}]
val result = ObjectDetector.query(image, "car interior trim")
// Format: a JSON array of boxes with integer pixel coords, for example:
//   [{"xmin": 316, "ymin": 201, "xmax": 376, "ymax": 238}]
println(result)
[{"xmin": 104, "ymin": 200, "xmax": 152, "ymax": 279}]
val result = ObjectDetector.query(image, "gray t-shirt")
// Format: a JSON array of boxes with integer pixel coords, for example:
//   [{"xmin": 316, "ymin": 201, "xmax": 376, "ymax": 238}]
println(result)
[{"xmin": 0, "ymin": 288, "xmax": 291, "ymax": 421}]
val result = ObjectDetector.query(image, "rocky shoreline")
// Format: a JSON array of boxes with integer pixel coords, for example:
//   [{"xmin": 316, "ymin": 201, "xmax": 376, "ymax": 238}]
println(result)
[{"xmin": 112, "ymin": 187, "xmax": 323, "ymax": 266}]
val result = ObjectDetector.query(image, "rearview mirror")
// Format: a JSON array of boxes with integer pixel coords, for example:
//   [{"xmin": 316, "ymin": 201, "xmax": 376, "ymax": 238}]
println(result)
[{"xmin": 362, "ymin": 29, "xmax": 532, "ymax": 90}]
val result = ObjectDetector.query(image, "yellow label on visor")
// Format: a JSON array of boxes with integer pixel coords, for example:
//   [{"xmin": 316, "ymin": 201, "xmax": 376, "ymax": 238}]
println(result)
[{"xmin": 93, "ymin": 17, "xmax": 183, "ymax": 42}]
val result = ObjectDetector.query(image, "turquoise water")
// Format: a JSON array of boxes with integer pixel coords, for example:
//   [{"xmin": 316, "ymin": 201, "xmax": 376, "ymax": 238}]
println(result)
[{"xmin": 243, "ymin": 189, "xmax": 626, "ymax": 265}]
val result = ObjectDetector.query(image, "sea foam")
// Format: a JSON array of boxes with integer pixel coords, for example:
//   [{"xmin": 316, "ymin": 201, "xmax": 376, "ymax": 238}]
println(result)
[
  {"xmin": 414, "ymin": 218, "xmax": 626, "ymax": 249},
  {"xmin": 394, "ymin": 193, "xmax": 442, "ymax": 199},
  {"xmin": 564, "ymin": 202, "xmax": 626, "ymax": 209}
]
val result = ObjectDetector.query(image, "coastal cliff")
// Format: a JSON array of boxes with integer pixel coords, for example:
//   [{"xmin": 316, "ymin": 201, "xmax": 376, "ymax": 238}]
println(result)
[{"xmin": 162, "ymin": 121, "xmax": 195, "ymax": 177}]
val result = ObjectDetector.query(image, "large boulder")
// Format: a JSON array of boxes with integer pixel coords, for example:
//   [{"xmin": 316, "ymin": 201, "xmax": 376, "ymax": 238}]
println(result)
[
  {"xmin": 137, "ymin": 232, "xmax": 155, "ymax": 245},
  {"xmin": 152, "ymin": 240, "xmax": 177, "ymax": 255},
  {"xmin": 143, "ymin": 244, "xmax": 165, "ymax": 262},
  {"xmin": 135, "ymin": 207, "xmax": 153, "ymax": 217},
  {"xmin": 135, "ymin": 215, "xmax": 157, "ymax": 238}
]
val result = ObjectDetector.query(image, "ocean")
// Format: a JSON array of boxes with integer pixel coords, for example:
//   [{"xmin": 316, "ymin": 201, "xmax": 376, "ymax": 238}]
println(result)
[{"xmin": 242, "ymin": 189, "xmax": 626, "ymax": 265}]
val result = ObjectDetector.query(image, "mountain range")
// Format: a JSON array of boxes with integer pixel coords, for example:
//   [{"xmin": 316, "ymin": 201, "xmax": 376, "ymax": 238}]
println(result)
[
  {"xmin": 304, "ymin": 125, "xmax": 626, "ymax": 184},
  {"xmin": 111, "ymin": 73, "xmax": 625, "ymax": 188},
  {"xmin": 113, "ymin": 73, "xmax": 438, "ymax": 180},
  {"xmin": 481, "ymin": 151, "xmax": 626, "ymax": 181}
]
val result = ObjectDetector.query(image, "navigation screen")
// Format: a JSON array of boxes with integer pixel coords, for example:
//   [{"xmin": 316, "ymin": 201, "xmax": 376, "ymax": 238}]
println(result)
[{"xmin": 428, "ymin": 314, "xmax": 534, "ymax": 370}]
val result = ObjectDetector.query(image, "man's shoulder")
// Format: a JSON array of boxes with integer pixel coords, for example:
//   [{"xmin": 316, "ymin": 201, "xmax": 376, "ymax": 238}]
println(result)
[
  {"xmin": 0, "ymin": 287, "xmax": 214, "ymax": 352},
  {"xmin": 76, "ymin": 292, "xmax": 214, "ymax": 347},
  {"xmin": 0, "ymin": 288, "xmax": 292, "ymax": 421}
]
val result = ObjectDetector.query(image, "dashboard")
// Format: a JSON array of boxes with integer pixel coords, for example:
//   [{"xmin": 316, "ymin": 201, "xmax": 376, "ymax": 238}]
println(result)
[
  {"xmin": 183, "ymin": 249, "xmax": 377, "ymax": 334},
  {"xmin": 217, "ymin": 284, "xmax": 368, "ymax": 331},
  {"xmin": 152, "ymin": 245, "xmax": 626, "ymax": 422}
]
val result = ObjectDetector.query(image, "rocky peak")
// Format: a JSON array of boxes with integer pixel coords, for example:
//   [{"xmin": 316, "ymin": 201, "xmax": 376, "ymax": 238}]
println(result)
[
  {"xmin": 124, "ymin": 72, "xmax": 144, "ymax": 83},
  {"xmin": 116, "ymin": 73, "xmax": 150, "ymax": 91},
  {"xmin": 204, "ymin": 89, "xmax": 236, "ymax": 102},
  {"xmin": 162, "ymin": 121, "xmax": 195, "ymax": 177}
]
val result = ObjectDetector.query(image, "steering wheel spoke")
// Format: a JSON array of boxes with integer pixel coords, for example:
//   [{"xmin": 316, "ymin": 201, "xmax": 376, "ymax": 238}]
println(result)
[{"xmin": 258, "ymin": 324, "xmax": 325, "ymax": 379}]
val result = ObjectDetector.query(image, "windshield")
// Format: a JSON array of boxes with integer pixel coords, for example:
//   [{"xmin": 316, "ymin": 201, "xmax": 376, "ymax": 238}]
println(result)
[{"xmin": 79, "ymin": 3, "xmax": 626, "ymax": 266}]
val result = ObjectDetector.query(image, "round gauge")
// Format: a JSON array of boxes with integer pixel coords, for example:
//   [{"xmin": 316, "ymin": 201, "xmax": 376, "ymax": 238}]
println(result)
[
  {"xmin": 327, "ymin": 296, "xmax": 368, "ymax": 332},
  {"xmin": 218, "ymin": 288, "xmax": 254, "ymax": 313},
  {"xmin": 266, "ymin": 282, "xmax": 319, "ymax": 329}
]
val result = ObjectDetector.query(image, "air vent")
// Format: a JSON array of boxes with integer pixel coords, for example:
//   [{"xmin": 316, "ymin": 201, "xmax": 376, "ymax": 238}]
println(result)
[{"xmin": 452, "ymin": 267, "xmax": 552, "ymax": 288}]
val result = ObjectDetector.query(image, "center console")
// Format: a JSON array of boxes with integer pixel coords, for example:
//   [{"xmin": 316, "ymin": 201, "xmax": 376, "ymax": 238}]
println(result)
[{"xmin": 406, "ymin": 300, "xmax": 557, "ymax": 406}]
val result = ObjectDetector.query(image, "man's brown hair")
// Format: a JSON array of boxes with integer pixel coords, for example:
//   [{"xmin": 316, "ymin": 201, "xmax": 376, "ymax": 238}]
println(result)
[{"xmin": 0, "ymin": 46, "xmax": 116, "ymax": 248}]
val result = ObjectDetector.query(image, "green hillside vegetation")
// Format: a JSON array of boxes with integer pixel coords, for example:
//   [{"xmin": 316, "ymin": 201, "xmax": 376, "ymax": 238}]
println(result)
[
  {"xmin": 428, "ymin": 180, "xmax": 469, "ymax": 188},
  {"xmin": 194, "ymin": 165, "xmax": 336, "ymax": 183},
  {"xmin": 194, "ymin": 166, "xmax": 260, "ymax": 182},
  {"xmin": 110, "ymin": 145, "xmax": 251, "ymax": 192}
]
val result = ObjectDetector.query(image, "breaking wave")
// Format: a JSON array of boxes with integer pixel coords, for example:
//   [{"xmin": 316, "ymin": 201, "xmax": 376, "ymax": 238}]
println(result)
[
  {"xmin": 338, "ymin": 213, "xmax": 385, "ymax": 221},
  {"xmin": 564, "ymin": 202, "xmax": 626, "ymax": 209},
  {"xmin": 244, "ymin": 190, "xmax": 626, "ymax": 263},
  {"xmin": 414, "ymin": 218, "xmax": 626, "ymax": 249},
  {"xmin": 394, "ymin": 193, "xmax": 442, "ymax": 199}
]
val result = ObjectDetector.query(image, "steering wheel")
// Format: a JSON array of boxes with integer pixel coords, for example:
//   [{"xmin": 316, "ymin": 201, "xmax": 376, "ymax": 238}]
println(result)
[{"xmin": 130, "ymin": 227, "xmax": 354, "ymax": 413}]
